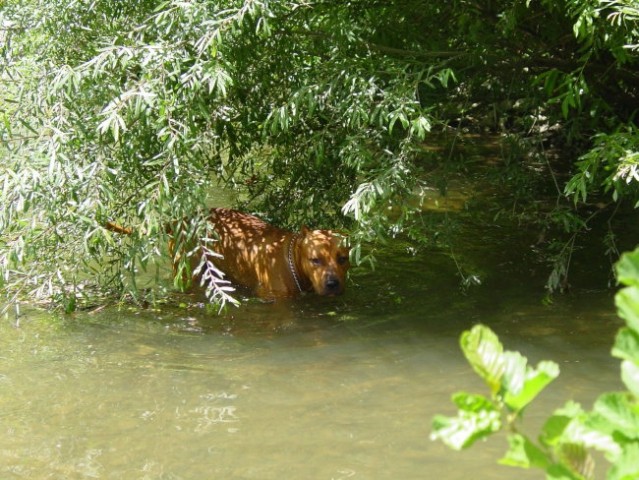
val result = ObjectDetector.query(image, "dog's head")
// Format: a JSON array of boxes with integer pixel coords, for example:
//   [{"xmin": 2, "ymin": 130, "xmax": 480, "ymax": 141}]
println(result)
[{"xmin": 297, "ymin": 227, "xmax": 350, "ymax": 296}]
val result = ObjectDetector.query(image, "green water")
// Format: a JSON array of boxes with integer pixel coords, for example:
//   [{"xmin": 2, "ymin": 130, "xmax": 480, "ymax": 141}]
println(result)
[{"xmin": 0, "ymin": 231, "xmax": 624, "ymax": 479}]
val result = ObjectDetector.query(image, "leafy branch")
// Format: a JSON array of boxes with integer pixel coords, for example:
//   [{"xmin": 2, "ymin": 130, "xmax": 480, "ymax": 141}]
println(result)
[{"xmin": 432, "ymin": 247, "xmax": 639, "ymax": 479}]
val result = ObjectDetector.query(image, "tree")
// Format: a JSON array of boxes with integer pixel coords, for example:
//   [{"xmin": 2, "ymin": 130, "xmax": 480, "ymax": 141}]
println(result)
[{"xmin": 1, "ymin": 0, "xmax": 638, "ymax": 310}]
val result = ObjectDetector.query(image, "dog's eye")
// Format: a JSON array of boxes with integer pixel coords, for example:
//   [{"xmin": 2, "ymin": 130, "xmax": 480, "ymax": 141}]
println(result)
[
  {"xmin": 311, "ymin": 258, "xmax": 322, "ymax": 266},
  {"xmin": 337, "ymin": 255, "xmax": 349, "ymax": 265}
]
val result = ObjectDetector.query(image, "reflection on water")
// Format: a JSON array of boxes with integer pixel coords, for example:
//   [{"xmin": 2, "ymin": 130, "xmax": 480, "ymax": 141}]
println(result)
[{"xmin": 0, "ymin": 233, "xmax": 623, "ymax": 480}]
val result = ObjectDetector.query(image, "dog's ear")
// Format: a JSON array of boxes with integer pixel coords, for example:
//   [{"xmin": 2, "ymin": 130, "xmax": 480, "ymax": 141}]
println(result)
[{"xmin": 300, "ymin": 225, "xmax": 310, "ymax": 236}]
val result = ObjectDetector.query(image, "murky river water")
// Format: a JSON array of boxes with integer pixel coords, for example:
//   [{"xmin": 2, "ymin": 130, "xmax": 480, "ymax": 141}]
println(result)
[{"xmin": 0, "ymin": 220, "xmax": 625, "ymax": 479}]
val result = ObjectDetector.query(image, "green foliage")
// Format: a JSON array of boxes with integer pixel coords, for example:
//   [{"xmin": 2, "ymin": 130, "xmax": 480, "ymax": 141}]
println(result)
[
  {"xmin": 432, "ymin": 324, "xmax": 560, "ymax": 450},
  {"xmin": 1, "ymin": 0, "xmax": 437, "ymax": 308},
  {"xmin": 460, "ymin": 325, "xmax": 560, "ymax": 409},
  {"xmin": 432, "ymin": 247, "xmax": 639, "ymax": 479},
  {"xmin": 1, "ymin": 0, "xmax": 638, "ymax": 308},
  {"xmin": 431, "ymin": 392, "xmax": 502, "ymax": 451},
  {"xmin": 566, "ymin": 126, "xmax": 639, "ymax": 207}
]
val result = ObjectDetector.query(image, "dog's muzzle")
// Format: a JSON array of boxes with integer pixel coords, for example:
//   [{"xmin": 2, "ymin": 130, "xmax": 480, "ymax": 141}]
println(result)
[{"xmin": 322, "ymin": 275, "xmax": 344, "ymax": 295}]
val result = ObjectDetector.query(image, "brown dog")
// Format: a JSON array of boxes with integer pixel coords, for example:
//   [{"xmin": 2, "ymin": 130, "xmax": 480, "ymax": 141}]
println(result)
[
  {"xmin": 106, "ymin": 208, "xmax": 350, "ymax": 299},
  {"xmin": 207, "ymin": 208, "xmax": 350, "ymax": 298}
]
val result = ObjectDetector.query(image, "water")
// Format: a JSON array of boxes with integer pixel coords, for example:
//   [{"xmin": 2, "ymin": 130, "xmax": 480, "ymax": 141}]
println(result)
[
  {"xmin": 0, "ymin": 236, "xmax": 624, "ymax": 479},
  {"xmin": 1, "ymin": 139, "xmax": 631, "ymax": 478}
]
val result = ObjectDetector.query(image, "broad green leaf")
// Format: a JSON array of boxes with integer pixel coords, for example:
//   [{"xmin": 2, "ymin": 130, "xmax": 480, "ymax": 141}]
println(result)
[
  {"xmin": 621, "ymin": 360, "xmax": 639, "ymax": 398},
  {"xmin": 607, "ymin": 441, "xmax": 639, "ymax": 480},
  {"xmin": 451, "ymin": 391, "xmax": 495, "ymax": 412},
  {"xmin": 431, "ymin": 392, "xmax": 501, "ymax": 450},
  {"xmin": 590, "ymin": 393, "xmax": 639, "ymax": 440},
  {"xmin": 612, "ymin": 327, "xmax": 639, "ymax": 364},
  {"xmin": 460, "ymin": 325, "xmax": 505, "ymax": 394},
  {"xmin": 539, "ymin": 400, "xmax": 618, "ymax": 458},
  {"xmin": 540, "ymin": 401, "xmax": 584, "ymax": 447},
  {"xmin": 564, "ymin": 417, "xmax": 620, "ymax": 460},
  {"xmin": 616, "ymin": 248, "xmax": 639, "ymax": 288},
  {"xmin": 499, "ymin": 433, "xmax": 551, "ymax": 469},
  {"xmin": 460, "ymin": 325, "xmax": 558, "ymax": 412},
  {"xmin": 505, "ymin": 360, "xmax": 560, "ymax": 413},
  {"xmin": 556, "ymin": 443, "xmax": 595, "ymax": 480},
  {"xmin": 500, "ymin": 350, "xmax": 527, "ymax": 397},
  {"xmin": 615, "ymin": 287, "xmax": 639, "ymax": 333},
  {"xmin": 564, "ymin": 401, "xmax": 622, "ymax": 461}
]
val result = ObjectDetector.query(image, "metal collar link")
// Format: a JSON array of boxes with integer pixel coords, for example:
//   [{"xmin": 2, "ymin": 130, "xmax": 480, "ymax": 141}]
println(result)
[{"xmin": 287, "ymin": 234, "xmax": 303, "ymax": 293}]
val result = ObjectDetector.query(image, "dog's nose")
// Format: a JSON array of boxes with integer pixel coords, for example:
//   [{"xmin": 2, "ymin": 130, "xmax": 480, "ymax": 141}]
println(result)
[{"xmin": 324, "ymin": 277, "xmax": 342, "ymax": 293}]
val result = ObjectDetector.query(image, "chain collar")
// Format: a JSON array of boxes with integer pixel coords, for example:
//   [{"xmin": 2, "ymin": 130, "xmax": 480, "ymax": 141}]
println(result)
[{"xmin": 287, "ymin": 234, "xmax": 303, "ymax": 293}]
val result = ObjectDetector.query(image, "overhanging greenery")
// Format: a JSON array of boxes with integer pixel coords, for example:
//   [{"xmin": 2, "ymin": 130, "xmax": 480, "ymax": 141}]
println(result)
[{"xmin": 1, "ymin": 0, "xmax": 638, "ymax": 309}]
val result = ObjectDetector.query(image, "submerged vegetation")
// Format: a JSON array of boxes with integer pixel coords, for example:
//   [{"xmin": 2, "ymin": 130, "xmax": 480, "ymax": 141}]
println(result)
[{"xmin": 1, "ymin": 0, "xmax": 638, "ymax": 309}]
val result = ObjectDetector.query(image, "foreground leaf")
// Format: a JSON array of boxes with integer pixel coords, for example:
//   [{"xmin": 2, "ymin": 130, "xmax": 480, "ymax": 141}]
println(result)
[
  {"xmin": 621, "ymin": 361, "xmax": 639, "ymax": 398},
  {"xmin": 589, "ymin": 393, "xmax": 639, "ymax": 441},
  {"xmin": 430, "ymin": 392, "xmax": 501, "ymax": 450},
  {"xmin": 612, "ymin": 327, "xmax": 639, "ymax": 364},
  {"xmin": 616, "ymin": 287, "xmax": 639, "ymax": 334},
  {"xmin": 499, "ymin": 433, "xmax": 551, "ymax": 469},
  {"xmin": 500, "ymin": 350, "xmax": 528, "ymax": 399},
  {"xmin": 616, "ymin": 248, "xmax": 639, "ymax": 289},
  {"xmin": 504, "ymin": 360, "xmax": 560, "ymax": 413},
  {"xmin": 556, "ymin": 443, "xmax": 595, "ymax": 480},
  {"xmin": 607, "ymin": 441, "xmax": 639, "ymax": 480},
  {"xmin": 539, "ymin": 400, "xmax": 618, "ymax": 462},
  {"xmin": 540, "ymin": 401, "xmax": 584, "ymax": 447},
  {"xmin": 461, "ymin": 325, "xmax": 558, "ymax": 413},
  {"xmin": 460, "ymin": 325, "xmax": 506, "ymax": 395}
]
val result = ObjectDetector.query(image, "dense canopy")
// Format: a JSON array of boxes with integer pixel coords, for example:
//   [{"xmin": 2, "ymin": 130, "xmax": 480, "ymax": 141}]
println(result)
[{"xmin": 1, "ymin": 0, "xmax": 638, "ymax": 309}]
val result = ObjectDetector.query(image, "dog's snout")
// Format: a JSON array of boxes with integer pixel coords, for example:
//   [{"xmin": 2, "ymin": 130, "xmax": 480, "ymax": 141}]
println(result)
[{"xmin": 324, "ymin": 276, "xmax": 342, "ymax": 294}]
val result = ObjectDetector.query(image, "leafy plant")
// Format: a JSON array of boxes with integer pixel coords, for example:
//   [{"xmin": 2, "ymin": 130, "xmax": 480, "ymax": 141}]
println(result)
[{"xmin": 432, "ymin": 246, "xmax": 639, "ymax": 479}]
